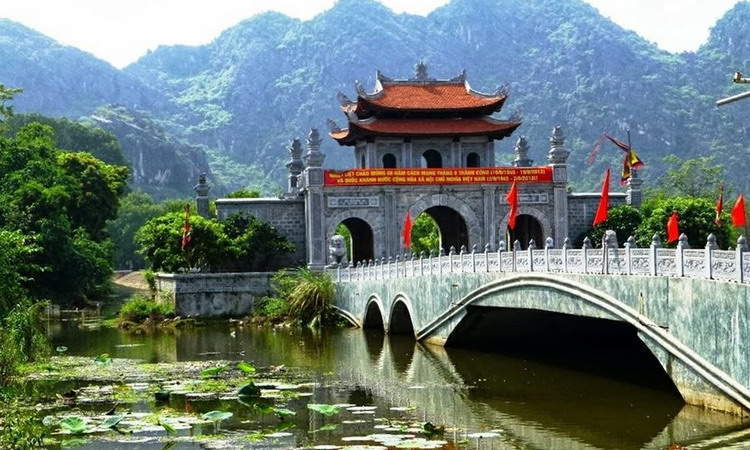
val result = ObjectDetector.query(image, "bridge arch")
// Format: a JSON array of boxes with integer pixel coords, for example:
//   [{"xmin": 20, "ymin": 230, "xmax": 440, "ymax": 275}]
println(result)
[
  {"xmin": 414, "ymin": 274, "xmax": 750, "ymax": 413},
  {"xmin": 499, "ymin": 205, "xmax": 551, "ymax": 248},
  {"xmin": 363, "ymin": 296, "xmax": 386, "ymax": 330},
  {"xmin": 389, "ymin": 295, "xmax": 416, "ymax": 336},
  {"xmin": 409, "ymin": 193, "xmax": 482, "ymax": 252}
]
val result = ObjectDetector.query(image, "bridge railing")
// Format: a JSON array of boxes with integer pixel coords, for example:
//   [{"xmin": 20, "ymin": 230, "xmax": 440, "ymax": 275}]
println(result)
[{"xmin": 329, "ymin": 233, "xmax": 750, "ymax": 285}]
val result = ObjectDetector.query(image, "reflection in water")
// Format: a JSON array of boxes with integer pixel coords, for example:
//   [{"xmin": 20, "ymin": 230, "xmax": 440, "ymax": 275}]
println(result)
[{"xmin": 50, "ymin": 323, "xmax": 750, "ymax": 450}]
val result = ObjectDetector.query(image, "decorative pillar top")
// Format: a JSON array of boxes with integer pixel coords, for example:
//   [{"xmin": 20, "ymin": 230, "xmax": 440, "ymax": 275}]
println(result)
[
  {"xmin": 304, "ymin": 128, "xmax": 325, "ymax": 168},
  {"xmin": 513, "ymin": 136, "xmax": 533, "ymax": 167},
  {"xmin": 193, "ymin": 172, "xmax": 210, "ymax": 197},
  {"xmin": 286, "ymin": 138, "xmax": 304, "ymax": 174},
  {"xmin": 548, "ymin": 126, "xmax": 569, "ymax": 164}
]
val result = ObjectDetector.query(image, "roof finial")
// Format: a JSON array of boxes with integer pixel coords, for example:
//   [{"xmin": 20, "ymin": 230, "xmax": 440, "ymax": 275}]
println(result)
[{"xmin": 415, "ymin": 60, "xmax": 428, "ymax": 80}]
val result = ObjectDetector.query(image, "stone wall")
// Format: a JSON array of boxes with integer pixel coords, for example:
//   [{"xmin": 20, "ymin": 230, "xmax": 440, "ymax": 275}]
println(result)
[
  {"xmin": 567, "ymin": 193, "xmax": 627, "ymax": 243},
  {"xmin": 156, "ymin": 272, "xmax": 274, "ymax": 317},
  {"xmin": 215, "ymin": 198, "xmax": 306, "ymax": 265}
]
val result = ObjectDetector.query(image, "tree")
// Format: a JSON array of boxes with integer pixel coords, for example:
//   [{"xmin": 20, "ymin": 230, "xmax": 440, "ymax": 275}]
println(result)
[
  {"xmin": 575, "ymin": 205, "xmax": 643, "ymax": 247},
  {"xmin": 226, "ymin": 188, "xmax": 261, "ymax": 198},
  {"xmin": 222, "ymin": 213, "xmax": 294, "ymax": 271},
  {"xmin": 0, "ymin": 123, "xmax": 128, "ymax": 305},
  {"xmin": 636, "ymin": 197, "xmax": 732, "ymax": 248},
  {"xmin": 0, "ymin": 85, "xmax": 22, "ymax": 129},
  {"xmin": 135, "ymin": 212, "xmax": 226, "ymax": 273},
  {"xmin": 650, "ymin": 155, "xmax": 726, "ymax": 199},
  {"xmin": 410, "ymin": 213, "xmax": 440, "ymax": 255}
]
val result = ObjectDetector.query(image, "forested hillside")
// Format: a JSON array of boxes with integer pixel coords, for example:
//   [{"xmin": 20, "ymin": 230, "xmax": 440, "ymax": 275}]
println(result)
[{"xmin": 1, "ymin": 0, "xmax": 749, "ymax": 192}]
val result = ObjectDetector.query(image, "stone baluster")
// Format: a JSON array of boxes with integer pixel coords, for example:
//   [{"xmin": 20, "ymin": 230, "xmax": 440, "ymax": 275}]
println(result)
[
  {"xmin": 650, "ymin": 234, "xmax": 661, "ymax": 276},
  {"xmin": 582, "ymin": 237, "xmax": 592, "ymax": 274},
  {"xmin": 544, "ymin": 237, "xmax": 554, "ymax": 272},
  {"xmin": 676, "ymin": 234, "xmax": 689, "ymax": 277},
  {"xmin": 528, "ymin": 239, "xmax": 536, "ymax": 272},
  {"xmin": 460, "ymin": 245, "xmax": 467, "ymax": 273},
  {"xmin": 395, "ymin": 255, "xmax": 401, "ymax": 279},
  {"xmin": 410, "ymin": 252, "xmax": 416, "ymax": 278},
  {"xmin": 705, "ymin": 233, "xmax": 718, "ymax": 280},
  {"xmin": 439, "ymin": 248, "xmax": 445, "ymax": 277},
  {"xmin": 497, "ymin": 241, "xmax": 506, "ymax": 272},
  {"xmin": 513, "ymin": 240, "xmax": 521, "ymax": 272},
  {"xmin": 737, "ymin": 236, "xmax": 748, "ymax": 283},
  {"xmin": 380, "ymin": 257, "xmax": 386, "ymax": 280},
  {"xmin": 471, "ymin": 244, "xmax": 478, "ymax": 273},
  {"xmin": 449, "ymin": 246, "xmax": 456, "ymax": 274},
  {"xmin": 624, "ymin": 236, "xmax": 636, "ymax": 275},
  {"xmin": 386, "ymin": 257, "xmax": 391, "ymax": 279},
  {"xmin": 336, "ymin": 264, "xmax": 341, "ymax": 282},
  {"xmin": 419, "ymin": 251, "xmax": 424, "ymax": 277},
  {"xmin": 484, "ymin": 243, "xmax": 490, "ymax": 273},
  {"xmin": 562, "ymin": 237, "xmax": 570, "ymax": 273}
]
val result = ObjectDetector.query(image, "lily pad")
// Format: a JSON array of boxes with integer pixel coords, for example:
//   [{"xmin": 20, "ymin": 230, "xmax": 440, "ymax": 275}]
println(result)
[
  {"xmin": 238, "ymin": 382, "xmax": 260, "ymax": 397},
  {"xmin": 101, "ymin": 414, "xmax": 125, "ymax": 429},
  {"xmin": 307, "ymin": 403, "xmax": 342, "ymax": 416},
  {"xmin": 94, "ymin": 353, "xmax": 112, "ymax": 367},
  {"xmin": 60, "ymin": 417, "xmax": 88, "ymax": 434},
  {"xmin": 272, "ymin": 407, "xmax": 296, "ymax": 418},
  {"xmin": 236, "ymin": 361, "xmax": 256, "ymax": 374},
  {"xmin": 200, "ymin": 366, "xmax": 225, "ymax": 378},
  {"xmin": 201, "ymin": 410, "xmax": 234, "ymax": 423}
]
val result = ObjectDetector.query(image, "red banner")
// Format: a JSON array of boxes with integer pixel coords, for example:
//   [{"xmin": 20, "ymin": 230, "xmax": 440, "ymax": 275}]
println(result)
[{"xmin": 324, "ymin": 167, "xmax": 553, "ymax": 186}]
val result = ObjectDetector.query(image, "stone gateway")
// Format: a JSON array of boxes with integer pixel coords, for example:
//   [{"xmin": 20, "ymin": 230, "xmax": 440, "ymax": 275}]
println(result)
[{"xmin": 214, "ymin": 63, "xmax": 642, "ymax": 269}]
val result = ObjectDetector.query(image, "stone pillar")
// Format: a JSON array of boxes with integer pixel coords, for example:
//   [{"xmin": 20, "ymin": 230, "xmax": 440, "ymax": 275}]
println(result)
[
  {"xmin": 548, "ymin": 126, "xmax": 569, "ymax": 247},
  {"xmin": 285, "ymin": 138, "xmax": 303, "ymax": 197},
  {"xmin": 194, "ymin": 173, "xmax": 210, "ymax": 218},
  {"xmin": 483, "ymin": 187, "xmax": 496, "ymax": 250},
  {"xmin": 486, "ymin": 140, "xmax": 496, "ymax": 167},
  {"xmin": 513, "ymin": 136, "xmax": 533, "ymax": 167},
  {"xmin": 303, "ymin": 129, "xmax": 327, "ymax": 270},
  {"xmin": 365, "ymin": 141, "xmax": 376, "ymax": 168},
  {"xmin": 626, "ymin": 168, "xmax": 643, "ymax": 208}
]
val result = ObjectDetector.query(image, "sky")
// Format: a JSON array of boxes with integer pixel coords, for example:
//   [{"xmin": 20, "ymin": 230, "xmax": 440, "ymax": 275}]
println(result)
[{"xmin": 0, "ymin": 0, "xmax": 743, "ymax": 68}]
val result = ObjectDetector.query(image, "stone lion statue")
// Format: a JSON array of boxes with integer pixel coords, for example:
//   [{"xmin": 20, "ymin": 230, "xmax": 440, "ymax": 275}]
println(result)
[
  {"xmin": 328, "ymin": 234, "xmax": 348, "ymax": 267},
  {"xmin": 603, "ymin": 229, "xmax": 618, "ymax": 249}
]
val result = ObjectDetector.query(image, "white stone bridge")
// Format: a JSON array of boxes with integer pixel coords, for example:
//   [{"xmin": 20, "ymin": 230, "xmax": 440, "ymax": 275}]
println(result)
[{"xmin": 330, "ymin": 235, "xmax": 750, "ymax": 415}]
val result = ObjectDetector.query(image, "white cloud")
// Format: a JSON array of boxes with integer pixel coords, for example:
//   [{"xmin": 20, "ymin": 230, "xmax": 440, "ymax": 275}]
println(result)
[{"xmin": 0, "ymin": 0, "xmax": 742, "ymax": 68}]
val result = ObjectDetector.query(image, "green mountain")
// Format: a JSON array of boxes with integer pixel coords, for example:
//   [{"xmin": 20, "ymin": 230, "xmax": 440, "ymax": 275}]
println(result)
[{"xmin": 1, "ymin": 0, "xmax": 749, "ymax": 192}]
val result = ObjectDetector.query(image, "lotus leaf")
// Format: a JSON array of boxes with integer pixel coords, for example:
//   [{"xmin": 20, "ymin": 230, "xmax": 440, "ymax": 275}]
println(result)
[
  {"xmin": 60, "ymin": 417, "xmax": 87, "ymax": 434},
  {"xmin": 307, "ymin": 403, "xmax": 342, "ymax": 416}
]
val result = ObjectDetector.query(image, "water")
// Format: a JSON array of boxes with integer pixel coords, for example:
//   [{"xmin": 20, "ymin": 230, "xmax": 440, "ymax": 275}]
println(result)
[{"xmin": 40, "ymin": 321, "xmax": 750, "ymax": 449}]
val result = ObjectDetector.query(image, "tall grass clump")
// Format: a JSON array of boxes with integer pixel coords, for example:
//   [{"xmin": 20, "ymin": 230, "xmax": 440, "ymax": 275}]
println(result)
[
  {"xmin": 118, "ymin": 294, "xmax": 175, "ymax": 325},
  {"xmin": 254, "ymin": 269, "xmax": 337, "ymax": 326},
  {"xmin": 0, "ymin": 301, "xmax": 48, "ymax": 385}
]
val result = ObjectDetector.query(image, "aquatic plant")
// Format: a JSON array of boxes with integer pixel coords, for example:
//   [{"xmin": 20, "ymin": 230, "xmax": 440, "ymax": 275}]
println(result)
[
  {"xmin": 238, "ymin": 382, "xmax": 260, "ymax": 397},
  {"xmin": 307, "ymin": 403, "xmax": 342, "ymax": 416},
  {"xmin": 0, "ymin": 400, "xmax": 46, "ymax": 449},
  {"xmin": 59, "ymin": 417, "xmax": 88, "ymax": 434},
  {"xmin": 200, "ymin": 365, "xmax": 226, "ymax": 378},
  {"xmin": 285, "ymin": 269, "xmax": 335, "ymax": 324},
  {"xmin": 236, "ymin": 361, "xmax": 256, "ymax": 374},
  {"xmin": 94, "ymin": 353, "xmax": 112, "ymax": 367},
  {"xmin": 117, "ymin": 294, "xmax": 174, "ymax": 325}
]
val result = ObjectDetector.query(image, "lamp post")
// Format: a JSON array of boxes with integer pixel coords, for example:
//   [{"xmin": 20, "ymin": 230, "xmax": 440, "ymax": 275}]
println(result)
[{"xmin": 716, "ymin": 72, "xmax": 750, "ymax": 106}]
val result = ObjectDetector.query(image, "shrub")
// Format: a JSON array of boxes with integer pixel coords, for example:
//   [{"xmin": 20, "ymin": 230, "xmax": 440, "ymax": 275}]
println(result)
[
  {"xmin": 118, "ymin": 295, "xmax": 175, "ymax": 324},
  {"xmin": 254, "ymin": 296, "xmax": 289, "ymax": 322},
  {"xmin": 636, "ymin": 197, "xmax": 732, "ymax": 248},
  {"xmin": 574, "ymin": 205, "xmax": 643, "ymax": 247},
  {"xmin": 0, "ymin": 301, "xmax": 48, "ymax": 385},
  {"xmin": 286, "ymin": 269, "xmax": 335, "ymax": 324}
]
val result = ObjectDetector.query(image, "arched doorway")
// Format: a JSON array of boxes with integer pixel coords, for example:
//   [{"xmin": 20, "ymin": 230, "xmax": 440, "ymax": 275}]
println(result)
[
  {"xmin": 363, "ymin": 301, "xmax": 384, "ymax": 330},
  {"xmin": 418, "ymin": 206, "xmax": 468, "ymax": 254},
  {"xmin": 421, "ymin": 149, "xmax": 443, "ymax": 168},
  {"xmin": 466, "ymin": 152, "xmax": 480, "ymax": 167},
  {"xmin": 382, "ymin": 153, "xmax": 397, "ymax": 168},
  {"xmin": 507, "ymin": 214, "xmax": 543, "ymax": 249},
  {"xmin": 336, "ymin": 217, "xmax": 375, "ymax": 264}
]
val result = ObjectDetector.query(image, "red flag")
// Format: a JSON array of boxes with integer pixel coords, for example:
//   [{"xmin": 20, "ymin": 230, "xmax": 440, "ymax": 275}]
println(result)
[
  {"xmin": 402, "ymin": 209, "xmax": 413, "ymax": 248},
  {"xmin": 593, "ymin": 168, "xmax": 610, "ymax": 226},
  {"xmin": 667, "ymin": 212, "xmax": 680, "ymax": 243},
  {"xmin": 506, "ymin": 181, "xmax": 519, "ymax": 230},
  {"xmin": 715, "ymin": 186, "xmax": 724, "ymax": 226},
  {"xmin": 181, "ymin": 204, "xmax": 192, "ymax": 250},
  {"xmin": 732, "ymin": 194, "xmax": 746, "ymax": 227}
]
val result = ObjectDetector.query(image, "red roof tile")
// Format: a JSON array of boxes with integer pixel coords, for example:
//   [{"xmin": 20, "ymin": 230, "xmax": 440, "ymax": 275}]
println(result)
[
  {"xmin": 359, "ymin": 83, "xmax": 504, "ymax": 112},
  {"xmin": 330, "ymin": 117, "xmax": 520, "ymax": 145}
]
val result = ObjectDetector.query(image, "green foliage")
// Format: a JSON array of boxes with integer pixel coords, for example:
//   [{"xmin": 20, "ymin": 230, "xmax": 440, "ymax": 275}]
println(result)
[
  {"xmin": 410, "ymin": 213, "xmax": 440, "ymax": 256},
  {"xmin": 226, "ymin": 188, "xmax": 260, "ymax": 198},
  {"xmin": 649, "ymin": 155, "xmax": 726, "ymax": 199},
  {"xmin": 0, "ymin": 85, "xmax": 22, "ymax": 133},
  {"xmin": 286, "ymin": 269, "xmax": 335, "ymax": 324},
  {"xmin": 6, "ymin": 113, "xmax": 127, "ymax": 166},
  {"xmin": 0, "ymin": 301, "xmax": 48, "ymax": 384},
  {"xmin": 0, "ymin": 400, "xmax": 46, "ymax": 449},
  {"xmin": 136, "ymin": 211, "xmax": 293, "ymax": 273},
  {"xmin": 306, "ymin": 403, "xmax": 342, "ymax": 416},
  {"xmin": 575, "ymin": 206, "xmax": 644, "ymax": 247},
  {"xmin": 254, "ymin": 296, "xmax": 290, "ymax": 322},
  {"xmin": 0, "ymin": 122, "xmax": 128, "ymax": 305},
  {"xmin": 118, "ymin": 295, "xmax": 175, "ymax": 323},
  {"xmin": 636, "ymin": 197, "xmax": 732, "ymax": 248},
  {"xmin": 135, "ymin": 211, "xmax": 226, "ymax": 272}
]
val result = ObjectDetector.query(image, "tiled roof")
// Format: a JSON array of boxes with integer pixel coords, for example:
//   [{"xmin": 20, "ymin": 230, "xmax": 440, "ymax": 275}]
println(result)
[
  {"xmin": 359, "ymin": 83, "xmax": 505, "ymax": 112},
  {"xmin": 330, "ymin": 117, "xmax": 520, "ymax": 145}
]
